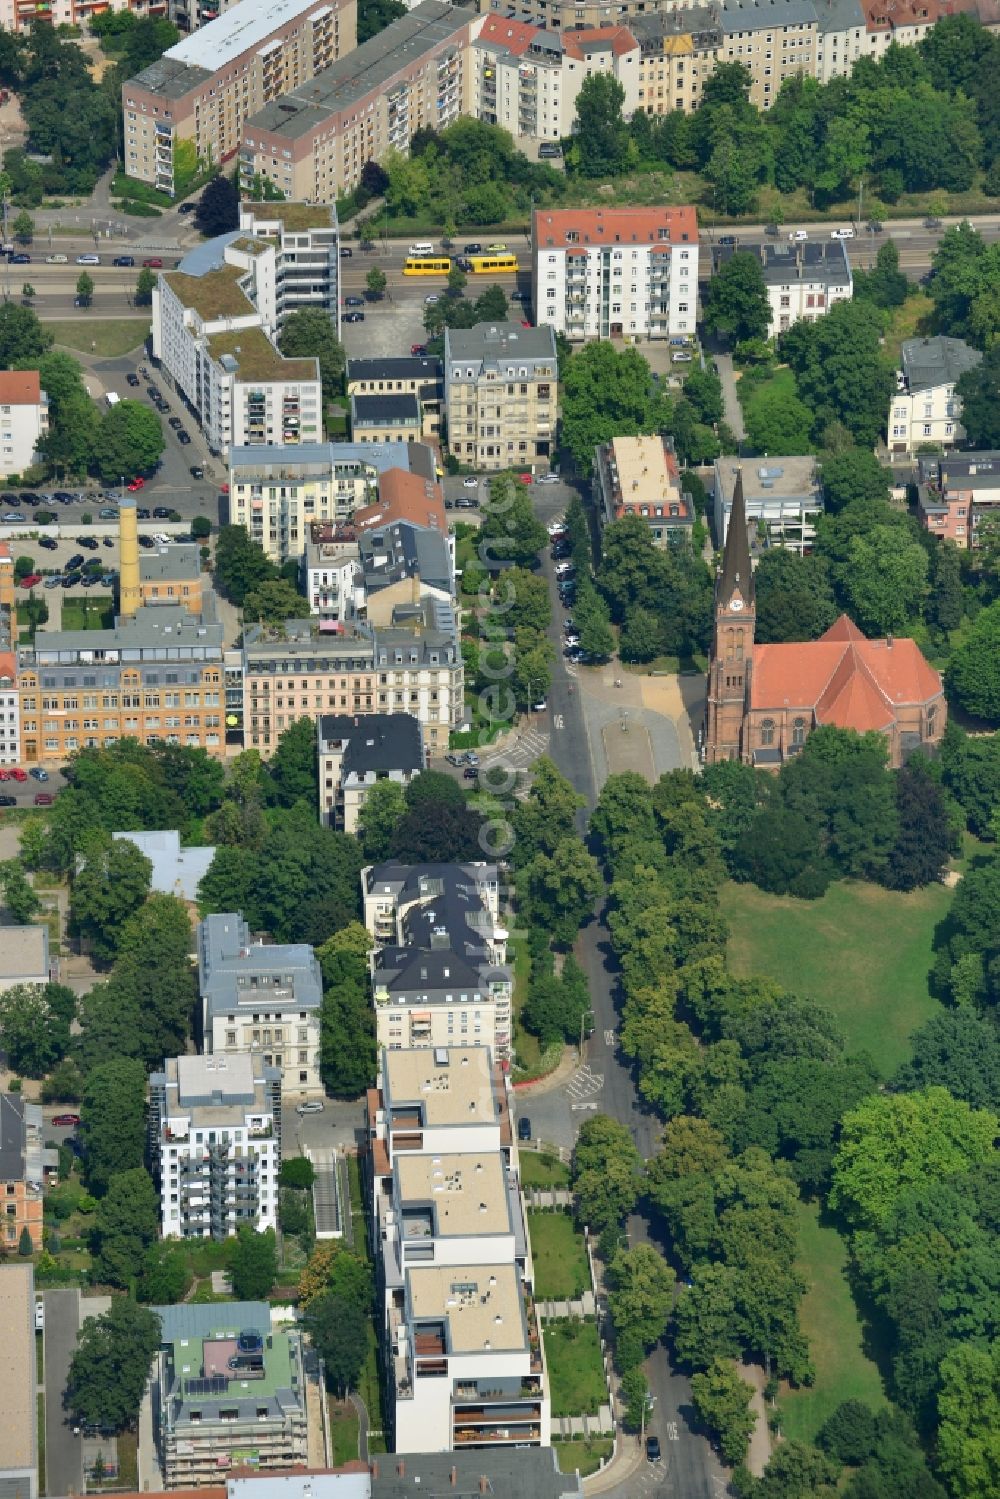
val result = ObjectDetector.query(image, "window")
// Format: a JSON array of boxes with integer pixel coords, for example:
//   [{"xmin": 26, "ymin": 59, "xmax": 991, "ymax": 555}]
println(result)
[
  {"xmin": 760, "ymin": 719, "xmax": 775, "ymax": 746},
  {"xmin": 792, "ymin": 717, "xmax": 806, "ymax": 747}
]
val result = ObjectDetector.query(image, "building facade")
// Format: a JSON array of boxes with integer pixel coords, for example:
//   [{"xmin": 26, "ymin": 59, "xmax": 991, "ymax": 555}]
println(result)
[
  {"xmin": 713, "ymin": 240, "xmax": 853, "ymax": 335},
  {"xmin": 0, "ymin": 371, "xmax": 48, "ymax": 479},
  {"xmin": 0, "ymin": 650, "xmax": 20, "ymax": 766},
  {"xmin": 199, "ymin": 912, "xmax": 324, "ymax": 1096},
  {"xmin": 318, "ymin": 711, "xmax": 424, "ymax": 831},
  {"xmin": 475, "ymin": 16, "xmax": 641, "ymax": 140},
  {"xmin": 705, "ymin": 472, "xmax": 947, "ymax": 768},
  {"xmin": 714, "ymin": 455, "xmax": 823, "ymax": 554},
  {"xmin": 122, "ymin": 0, "xmax": 357, "ymax": 194},
  {"xmin": 444, "ymin": 322, "xmax": 557, "ymax": 472},
  {"xmin": 238, "ymin": 202, "xmax": 342, "ymax": 334},
  {"xmin": 532, "ymin": 205, "xmax": 698, "ymax": 343},
  {"xmin": 153, "ymin": 1303, "xmax": 307, "ymax": 1487},
  {"xmin": 0, "ymin": 1264, "xmax": 37, "ymax": 1499},
  {"xmin": 138, "ymin": 543, "xmax": 206, "ymax": 614},
  {"xmin": 149, "ymin": 1053, "xmax": 282, "ymax": 1239},
  {"xmin": 0, "ymin": 1093, "xmax": 50, "ymax": 1252},
  {"xmin": 351, "ymin": 394, "xmax": 423, "ymax": 445},
  {"xmin": 632, "ymin": 9, "xmax": 723, "ymax": 115},
  {"xmin": 363, "ymin": 862, "xmax": 512, "ymax": 1061},
  {"xmin": 240, "ymin": 1, "xmax": 479, "ymax": 202},
  {"xmin": 887, "ymin": 335, "xmax": 982, "ymax": 456},
  {"xmin": 347, "ymin": 357, "xmax": 444, "ymax": 440},
  {"xmin": 594, "ymin": 434, "xmax": 694, "ymax": 546},
  {"xmin": 916, "ymin": 450, "xmax": 1000, "ymax": 548}
]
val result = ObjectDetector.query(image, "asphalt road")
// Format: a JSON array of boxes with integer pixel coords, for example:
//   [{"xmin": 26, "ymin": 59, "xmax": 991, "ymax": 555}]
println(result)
[{"xmin": 43, "ymin": 1288, "xmax": 84, "ymax": 1499}]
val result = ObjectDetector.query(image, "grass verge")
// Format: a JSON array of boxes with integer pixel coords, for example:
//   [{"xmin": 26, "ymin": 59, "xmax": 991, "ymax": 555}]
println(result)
[
  {"xmin": 528, "ymin": 1210, "xmax": 590, "ymax": 1300},
  {"xmin": 327, "ymin": 1398, "xmax": 360, "ymax": 1466},
  {"xmin": 116, "ymin": 1430, "xmax": 138, "ymax": 1490},
  {"xmin": 44, "ymin": 319, "xmax": 150, "ymax": 358},
  {"xmin": 520, "ymin": 1151, "xmax": 571, "ymax": 1190},
  {"xmin": 724, "ymin": 877, "xmax": 949, "ymax": 1075},
  {"xmin": 543, "ymin": 1320, "xmax": 607, "ymax": 1417},
  {"xmin": 780, "ymin": 1199, "xmax": 887, "ymax": 1443},
  {"xmin": 555, "ymin": 1437, "xmax": 614, "ymax": 1477},
  {"xmin": 37, "ymin": 1393, "xmax": 45, "ymax": 1494}
]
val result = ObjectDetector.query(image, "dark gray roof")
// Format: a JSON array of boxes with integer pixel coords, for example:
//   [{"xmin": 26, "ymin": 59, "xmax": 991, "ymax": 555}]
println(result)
[
  {"xmin": 814, "ymin": 0, "xmax": 865, "ymax": 33},
  {"xmin": 347, "ymin": 356, "xmax": 443, "ymax": 385},
  {"xmin": 372, "ymin": 1448, "xmax": 583, "ymax": 1497},
  {"xmin": 127, "ymin": 53, "xmax": 211, "ymax": 102},
  {"xmin": 373, "ymin": 864, "xmax": 506, "ymax": 1001},
  {"xmin": 140, "ymin": 543, "xmax": 202, "ymax": 584},
  {"xmin": 630, "ymin": 6, "xmax": 721, "ymax": 44},
  {"xmin": 718, "ymin": 0, "xmax": 819, "ymax": 30},
  {"xmin": 318, "ymin": 712, "xmax": 424, "ymax": 774},
  {"xmin": 719, "ymin": 468, "xmax": 754, "ymax": 608},
  {"xmin": 758, "ymin": 240, "xmax": 852, "ymax": 286},
  {"xmin": 359, "ymin": 520, "xmax": 452, "ymax": 594},
  {"xmin": 245, "ymin": 1, "xmax": 469, "ymax": 142},
  {"xmin": 901, "ymin": 336, "xmax": 982, "ymax": 393},
  {"xmin": 445, "ymin": 321, "xmax": 557, "ymax": 365},
  {"xmin": 198, "ymin": 913, "xmax": 323, "ymax": 1022},
  {"xmin": 0, "ymin": 1093, "xmax": 26, "ymax": 1182},
  {"xmin": 351, "ymin": 394, "xmax": 421, "ymax": 428}
]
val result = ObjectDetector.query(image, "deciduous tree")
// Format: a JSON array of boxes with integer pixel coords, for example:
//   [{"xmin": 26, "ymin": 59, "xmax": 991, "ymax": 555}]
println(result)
[
  {"xmin": 227, "ymin": 1227, "xmax": 278, "ymax": 1299},
  {"xmin": 90, "ymin": 1167, "xmax": 159, "ymax": 1286},
  {"xmin": 65, "ymin": 1299, "xmax": 161, "ymax": 1431}
]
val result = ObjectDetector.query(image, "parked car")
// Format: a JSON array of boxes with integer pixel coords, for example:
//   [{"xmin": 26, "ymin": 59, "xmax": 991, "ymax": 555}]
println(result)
[
  {"xmin": 17, "ymin": 573, "xmax": 42, "ymax": 588},
  {"xmin": 344, "ymin": 311, "xmax": 365, "ymax": 322},
  {"xmin": 127, "ymin": 476, "xmax": 145, "ymax": 491},
  {"xmin": 33, "ymin": 792, "xmax": 53, "ymax": 805},
  {"xmin": 462, "ymin": 476, "xmax": 478, "ymax": 489},
  {"xmin": 30, "ymin": 767, "xmax": 48, "ymax": 780},
  {"xmin": 177, "ymin": 431, "xmax": 191, "ymax": 444},
  {"xmin": 98, "ymin": 506, "xmax": 118, "ymax": 519},
  {"xmin": 178, "ymin": 202, "xmax": 197, "ymax": 215},
  {"xmin": 532, "ymin": 700, "xmax": 548, "ymax": 712},
  {"xmin": 410, "ymin": 343, "xmax": 427, "ymax": 356},
  {"xmin": 339, "ymin": 246, "xmax": 353, "ymax": 257},
  {"xmin": 9, "ymin": 768, "xmax": 26, "ymax": 782},
  {"xmin": 102, "ymin": 538, "xmax": 115, "ymax": 548},
  {"xmin": 646, "ymin": 1436, "xmax": 661, "ymax": 1464},
  {"xmin": 672, "ymin": 351, "xmax": 694, "ymax": 363},
  {"xmin": 113, "ymin": 255, "xmax": 135, "ymax": 267},
  {"xmin": 0, "ymin": 795, "xmax": 15, "ymax": 806},
  {"xmin": 190, "ymin": 465, "xmax": 204, "ymax": 480},
  {"xmin": 463, "ymin": 767, "xmax": 478, "ymax": 780},
  {"xmin": 536, "ymin": 473, "xmax": 559, "ymax": 484},
  {"xmin": 10, "ymin": 253, "xmax": 29, "ymax": 264},
  {"xmin": 142, "ymin": 257, "xmax": 163, "ymax": 268},
  {"xmin": 538, "ymin": 142, "xmax": 562, "ymax": 158},
  {"xmin": 76, "ymin": 537, "xmax": 99, "ymax": 550},
  {"xmin": 153, "ymin": 506, "xmax": 171, "ymax": 519},
  {"xmin": 168, "ymin": 416, "xmax": 183, "ymax": 429},
  {"xmin": 718, "ymin": 234, "xmax": 738, "ymax": 246},
  {"xmin": 424, "ymin": 294, "xmax": 440, "ymax": 305},
  {"xmin": 2, "ymin": 511, "xmax": 25, "ymax": 522},
  {"xmin": 517, "ymin": 472, "xmax": 533, "ymax": 484},
  {"xmin": 126, "ymin": 372, "xmax": 140, "ymax": 387},
  {"xmin": 39, "ymin": 537, "xmax": 57, "ymax": 551},
  {"xmin": 296, "ymin": 1100, "xmax": 325, "ymax": 1115},
  {"xmin": 344, "ymin": 295, "xmax": 364, "ymax": 306},
  {"xmin": 52, "ymin": 1114, "xmax": 81, "ymax": 1127},
  {"xmin": 517, "ymin": 1116, "xmax": 532, "ymax": 1141}
]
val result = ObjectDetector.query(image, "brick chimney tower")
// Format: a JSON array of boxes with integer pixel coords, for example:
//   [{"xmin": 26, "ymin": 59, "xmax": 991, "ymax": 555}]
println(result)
[{"xmin": 119, "ymin": 492, "xmax": 141, "ymax": 618}]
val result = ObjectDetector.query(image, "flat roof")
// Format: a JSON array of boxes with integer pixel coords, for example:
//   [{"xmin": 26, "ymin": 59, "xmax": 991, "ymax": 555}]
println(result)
[
  {"xmin": 241, "ymin": 202, "xmax": 338, "ymax": 233},
  {"xmin": 606, "ymin": 434, "xmax": 677, "ymax": 501},
  {"xmin": 0, "ymin": 1264, "xmax": 35, "ymax": 1476},
  {"xmin": 169, "ymin": 0, "xmax": 327, "ymax": 72},
  {"xmin": 162, "ymin": 263, "xmax": 256, "ymax": 322},
  {"xmin": 141, "ymin": 543, "xmax": 202, "ymax": 583},
  {"xmin": 444, "ymin": 321, "xmax": 557, "ymax": 364},
  {"xmin": 126, "ymin": 54, "xmax": 212, "ymax": 103},
  {"xmin": 716, "ymin": 455, "xmax": 819, "ymax": 504},
  {"xmin": 396, "ymin": 1152, "xmax": 511, "ymax": 1237},
  {"xmin": 407, "ymin": 1263, "xmax": 526, "ymax": 1354},
  {"xmin": 383, "ymin": 1046, "xmax": 499, "ymax": 1128},
  {"xmin": 0, "ymin": 924, "xmax": 48, "ymax": 981},
  {"xmin": 207, "ymin": 326, "xmax": 318, "ymax": 383},
  {"xmin": 245, "ymin": 0, "xmax": 468, "ymax": 141}
]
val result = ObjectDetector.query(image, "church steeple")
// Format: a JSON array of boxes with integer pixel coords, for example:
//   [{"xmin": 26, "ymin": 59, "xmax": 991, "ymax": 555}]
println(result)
[
  {"xmin": 718, "ymin": 467, "xmax": 754, "ymax": 614},
  {"xmin": 705, "ymin": 467, "xmax": 755, "ymax": 764}
]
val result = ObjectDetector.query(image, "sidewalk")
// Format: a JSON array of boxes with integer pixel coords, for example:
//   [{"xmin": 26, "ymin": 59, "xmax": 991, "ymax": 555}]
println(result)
[{"xmin": 715, "ymin": 352, "xmax": 746, "ymax": 443}]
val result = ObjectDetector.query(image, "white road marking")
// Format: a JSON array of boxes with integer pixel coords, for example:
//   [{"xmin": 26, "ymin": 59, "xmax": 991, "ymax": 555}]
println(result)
[
  {"xmin": 604, "ymin": 1028, "xmax": 616, "ymax": 1047},
  {"xmin": 554, "ymin": 714, "xmax": 564, "ymax": 729}
]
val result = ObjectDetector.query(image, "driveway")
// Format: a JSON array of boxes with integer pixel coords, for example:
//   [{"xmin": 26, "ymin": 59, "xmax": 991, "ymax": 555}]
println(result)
[
  {"xmin": 713, "ymin": 351, "xmax": 746, "ymax": 443},
  {"xmin": 43, "ymin": 1288, "xmax": 83, "ymax": 1498}
]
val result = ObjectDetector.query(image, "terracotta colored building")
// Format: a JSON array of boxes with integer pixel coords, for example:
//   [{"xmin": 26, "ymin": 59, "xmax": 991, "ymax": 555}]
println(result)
[{"xmin": 705, "ymin": 472, "xmax": 946, "ymax": 768}]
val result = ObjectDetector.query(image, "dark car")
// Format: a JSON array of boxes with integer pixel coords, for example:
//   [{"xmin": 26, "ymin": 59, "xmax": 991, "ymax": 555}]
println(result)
[
  {"xmin": 463, "ymin": 767, "xmax": 478, "ymax": 780},
  {"xmin": 11, "ymin": 253, "xmax": 29, "ymax": 263},
  {"xmin": 177, "ymin": 430, "xmax": 191, "ymax": 444},
  {"xmin": 867, "ymin": 219, "xmax": 884, "ymax": 233},
  {"xmin": 344, "ymin": 311, "xmax": 365, "ymax": 323},
  {"xmin": 138, "ymin": 535, "xmax": 154, "ymax": 548},
  {"xmin": 517, "ymin": 1116, "xmax": 532, "ymax": 1141},
  {"xmin": 718, "ymin": 234, "xmax": 738, "ymax": 246},
  {"xmin": 153, "ymin": 506, "xmax": 171, "ymax": 519},
  {"xmin": 39, "ymin": 537, "xmax": 57, "ymax": 551},
  {"xmin": 52, "ymin": 1114, "xmax": 81, "ymax": 1127},
  {"xmin": 464, "ymin": 242, "xmax": 482, "ymax": 254},
  {"xmin": 339, "ymin": 246, "xmax": 353, "ymax": 257},
  {"xmin": 190, "ymin": 465, "xmax": 204, "ymax": 480},
  {"xmin": 178, "ymin": 202, "xmax": 197, "ymax": 214},
  {"xmin": 538, "ymin": 142, "xmax": 562, "ymax": 158},
  {"xmin": 20, "ymin": 492, "xmax": 41, "ymax": 505},
  {"xmin": 146, "ymin": 386, "xmax": 159, "ymax": 400},
  {"xmin": 113, "ymin": 255, "xmax": 135, "ymax": 267},
  {"xmin": 127, "ymin": 372, "xmax": 140, "ymax": 386},
  {"xmin": 77, "ymin": 537, "xmax": 99, "ymax": 550},
  {"xmin": 924, "ymin": 216, "xmax": 942, "ymax": 229},
  {"xmin": 66, "ymin": 553, "xmax": 84, "ymax": 569},
  {"xmin": 344, "ymin": 295, "xmax": 364, "ymax": 307},
  {"xmin": 646, "ymin": 1436, "xmax": 661, "ymax": 1464},
  {"xmin": 0, "ymin": 795, "xmax": 15, "ymax": 806},
  {"xmin": 33, "ymin": 792, "xmax": 54, "ymax": 805},
  {"xmin": 169, "ymin": 416, "xmax": 183, "ymax": 429},
  {"xmin": 137, "ymin": 507, "xmax": 150, "ymax": 519},
  {"xmin": 103, "ymin": 537, "xmax": 115, "ymax": 548},
  {"xmin": 61, "ymin": 574, "xmax": 79, "ymax": 588}
]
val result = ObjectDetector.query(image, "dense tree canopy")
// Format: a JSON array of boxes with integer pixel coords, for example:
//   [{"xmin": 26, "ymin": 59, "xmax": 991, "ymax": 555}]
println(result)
[{"xmin": 65, "ymin": 1300, "xmax": 161, "ymax": 1432}]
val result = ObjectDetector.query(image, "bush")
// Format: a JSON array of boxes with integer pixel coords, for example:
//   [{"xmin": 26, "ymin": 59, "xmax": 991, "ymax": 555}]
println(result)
[{"xmin": 280, "ymin": 1157, "xmax": 316, "ymax": 1190}]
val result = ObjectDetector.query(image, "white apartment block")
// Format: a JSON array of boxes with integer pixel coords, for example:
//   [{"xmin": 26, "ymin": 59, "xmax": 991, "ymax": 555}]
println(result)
[
  {"xmin": 237, "ymin": 202, "xmax": 341, "ymax": 336},
  {"xmin": 363, "ymin": 863, "xmax": 512, "ymax": 1061},
  {"xmin": 318, "ymin": 712, "xmax": 424, "ymax": 833},
  {"xmin": 303, "ymin": 531, "xmax": 362, "ymax": 617},
  {"xmin": 0, "ymin": 653, "xmax": 20, "ymax": 768},
  {"xmin": 152, "ymin": 234, "xmax": 322, "ymax": 459},
  {"xmin": 149, "ymin": 1053, "xmax": 282, "ymax": 1239},
  {"xmin": 739, "ymin": 240, "xmax": 853, "ymax": 335},
  {"xmin": 369, "ymin": 1045, "xmax": 515, "ymax": 1168},
  {"xmin": 122, "ymin": 0, "xmax": 356, "ymax": 194},
  {"xmin": 475, "ymin": 17, "xmax": 640, "ymax": 141},
  {"xmin": 814, "ymin": 0, "xmax": 867, "ymax": 80},
  {"xmin": 888, "ymin": 336, "xmax": 983, "ymax": 457},
  {"xmin": 532, "ymin": 205, "xmax": 698, "ymax": 343},
  {"xmin": 198, "ymin": 912, "xmax": 324, "ymax": 1096},
  {"xmin": 0, "ymin": 372, "xmax": 48, "ymax": 480}
]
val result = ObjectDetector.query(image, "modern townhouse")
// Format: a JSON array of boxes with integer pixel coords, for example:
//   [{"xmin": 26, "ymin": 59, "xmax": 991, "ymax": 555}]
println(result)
[
  {"xmin": 317, "ymin": 711, "xmax": 425, "ymax": 831},
  {"xmin": 887, "ymin": 335, "xmax": 982, "ymax": 456},
  {"xmin": 593, "ymin": 434, "xmax": 694, "ymax": 547},
  {"xmin": 240, "ymin": 1, "xmax": 479, "ymax": 201},
  {"xmin": 532, "ymin": 205, "xmax": 698, "ymax": 344},
  {"xmin": 152, "ymin": 234, "xmax": 323, "ymax": 460},
  {"xmin": 916, "ymin": 450, "xmax": 1000, "ymax": 548},
  {"xmin": 149, "ymin": 1052, "xmax": 282, "ymax": 1239},
  {"xmin": 122, "ymin": 0, "xmax": 356, "ymax": 194},
  {"xmin": 367, "ymin": 1043, "xmax": 515, "ymax": 1170},
  {"xmin": 444, "ymin": 322, "xmax": 558, "ymax": 472},
  {"xmin": 198, "ymin": 911, "xmax": 324, "ymax": 1096},
  {"xmin": 714, "ymin": 455, "xmax": 823, "ymax": 554},
  {"xmin": 363, "ymin": 862, "xmax": 512, "ymax": 1060}
]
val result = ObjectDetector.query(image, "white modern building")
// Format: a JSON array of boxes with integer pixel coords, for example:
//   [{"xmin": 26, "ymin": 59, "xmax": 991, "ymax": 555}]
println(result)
[
  {"xmin": 714, "ymin": 456, "xmax": 823, "ymax": 555},
  {"xmin": 303, "ymin": 529, "xmax": 362, "ymax": 618},
  {"xmin": 363, "ymin": 863, "xmax": 512, "ymax": 1061},
  {"xmin": 149, "ymin": 1053, "xmax": 282, "ymax": 1239},
  {"xmin": 532, "ymin": 205, "xmax": 699, "ymax": 343},
  {"xmin": 318, "ymin": 712, "xmax": 424, "ymax": 832},
  {"xmin": 887, "ymin": 335, "xmax": 983, "ymax": 457},
  {"xmin": 0, "ymin": 371, "xmax": 48, "ymax": 480},
  {"xmin": 152, "ymin": 232, "xmax": 323, "ymax": 459},
  {"xmin": 198, "ymin": 912, "xmax": 324, "ymax": 1096},
  {"xmin": 237, "ymin": 202, "xmax": 341, "ymax": 336},
  {"xmin": 0, "ymin": 650, "xmax": 20, "ymax": 767}
]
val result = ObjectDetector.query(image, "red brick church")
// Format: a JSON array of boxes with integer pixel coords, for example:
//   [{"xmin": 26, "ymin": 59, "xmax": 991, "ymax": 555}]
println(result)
[{"xmin": 704, "ymin": 472, "xmax": 946, "ymax": 768}]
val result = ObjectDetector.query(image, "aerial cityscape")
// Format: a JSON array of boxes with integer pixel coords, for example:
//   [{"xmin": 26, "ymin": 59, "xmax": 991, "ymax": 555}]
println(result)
[{"xmin": 0, "ymin": 1, "xmax": 998, "ymax": 1497}]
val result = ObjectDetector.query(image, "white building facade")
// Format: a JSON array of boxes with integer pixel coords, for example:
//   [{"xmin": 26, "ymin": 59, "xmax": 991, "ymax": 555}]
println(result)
[
  {"xmin": 532, "ymin": 205, "xmax": 699, "ymax": 342},
  {"xmin": 887, "ymin": 336, "xmax": 983, "ymax": 457},
  {"xmin": 0, "ymin": 653, "xmax": 20, "ymax": 767},
  {"xmin": 0, "ymin": 372, "xmax": 48, "ymax": 480}
]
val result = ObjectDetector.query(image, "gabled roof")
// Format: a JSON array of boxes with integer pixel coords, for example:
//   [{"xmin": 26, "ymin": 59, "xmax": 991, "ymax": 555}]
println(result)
[
  {"xmin": 354, "ymin": 468, "xmax": 446, "ymax": 534},
  {"xmin": 0, "ymin": 371, "xmax": 41, "ymax": 405},
  {"xmin": 476, "ymin": 13, "xmax": 540, "ymax": 52},
  {"xmin": 561, "ymin": 25, "xmax": 638, "ymax": 57}
]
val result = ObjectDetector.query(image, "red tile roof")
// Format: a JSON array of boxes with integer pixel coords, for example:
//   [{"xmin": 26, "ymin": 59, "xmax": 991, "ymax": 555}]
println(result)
[
  {"xmin": 561, "ymin": 25, "xmax": 638, "ymax": 58},
  {"xmin": 0, "ymin": 652, "xmax": 15, "ymax": 685},
  {"xmin": 0, "ymin": 371, "xmax": 40, "ymax": 405},
  {"xmin": 533, "ymin": 205, "xmax": 698, "ymax": 249},
  {"xmin": 354, "ymin": 469, "xmax": 447, "ymax": 534},
  {"xmin": 477, "ymin": 14, "xmax": 539, "ymax": 53},
  {"xmin": 750, "ymin": 616, "xmax": 943, "ymax": 732}
]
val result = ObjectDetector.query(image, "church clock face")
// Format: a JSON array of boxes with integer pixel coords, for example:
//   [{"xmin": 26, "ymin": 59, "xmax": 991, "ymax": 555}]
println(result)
[{"xmin": 730, "ymin": 597, "xmax": 744, "ymax": 611}]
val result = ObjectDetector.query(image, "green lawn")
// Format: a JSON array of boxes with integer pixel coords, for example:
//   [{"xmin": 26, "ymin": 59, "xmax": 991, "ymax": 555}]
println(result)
[
  {"xmin": 327, "ymin": 1399, "xmax": 360, "ymax": 1465},
  {"xmin": 724, "ymin": 877, "xmax": 950, "ymax": 1075},
  {"xmin": 555, "ymin": 1437, "xmax": 614, "ymax": 1477},
  {"xmin": 44, "ymin": 318, "xmax": 150, "ymax": 358},
  {"xmin": 781, "ymin": 1200, "xmax": 887, "ymax": 1443},
  {"xmin": 520, "ymin": 1152, "xmax": 571, "ymax": 1190},
  {"xmin": 529, "ymin": 1210, "xmax": 590, "ymax": 1299},
  {"xmin": 60, "ymin": 596, "xmax": 114, "ymax": 632},
  {"xmin": 543, "ymin": 1320, "xmax": 607, "ymax": 1417}
]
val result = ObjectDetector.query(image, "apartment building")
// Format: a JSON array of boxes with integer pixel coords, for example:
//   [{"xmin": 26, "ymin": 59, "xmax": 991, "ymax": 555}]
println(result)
[
  {"xmin": 0, "ymin": 1093, "xmax": 54, "ymax": 1252},
  {"xmin": 475, "ymin": 16, "xmax": 640, "ymax": 140},
  {"xmin": 199, "ymin": 912, "xmax": 324, "ymax": 1096},
  {"xmin": 0, "ymin": 371, "xmax": 48, "ymax": 480},
  {"xmin": 444, "ymin": 322, "xmax": 557, "ymax": 473},
  {"xmin": 916, "ymin": 450, "xmax": 1000, "ymax": 548},
  {"xmin": 153, "ymin": 236, "xmax": 322, "ymax": 460},
  {"xmin": 238, "ymin": 202, "xmax": 342, "ymax": 335},
  {"xmin": 0, "ymin": 651, "xmax": 19, "ymax": 766},
  {"xmin": 363, "ymin": 862, "xmax": 512, "ymax": 1060},
  {"xmin": 113, "ymin": 828, "xmax": 216, "ymax": 903},
  {"xmin": 887, "ymin": 335, "xmax": 982, "ymax": 456},
  {"xmin": 0, "ymin": 926, "xmax": 49, "ymax": 995},
  {"xmin": 716, "ymin": 0, "xmax": 817, "ymax": 105},
  {"xmin": 632, "ymin": 9, "xmax": 723, "ymax": 115},
  {"xmin": 138, "ymin": 544, "xmax": 206, "ymax": 614},
  {"xmin": 347, "ymin": 357, "xmax": 444, "ymax": 440},
  {"xmin": 714, "ymin": 455, "xmax": 823, "ymax": 554},
  {"xmin": 713, "ymin": 240, "xmax": 853, "ymax": 335},
  {"xmin": 1, "ymin": 0, "xmax": 164, "ymax": 33},
  {"xmin": 594, "ymin": 434, "xmax": 694, "ymax": 547},
  {"xmin": 354, "ymin": 466, "xmax": 449, "ymax": 535},
  {"xmin": 168, "ymin": 0, "xmax": 241, "ymax": 37},
  {"xmin": 359, "ymin": 521, "xmax": 455, "ymax": 623},
  {"xmin": 368, "ymin": 1043, "xmax": 514, "ymax": 1170},
  {"xmin": 149, "ymin": 1053, "xmax": 282, "ymax": 1240},
  {"xmin": 814, "ymin": 0, "xmax": 866, "ymax": 80},
  {"xmin": 302, "ymin": 526, "xmax": 361, "ymax": 619},
  {"xmin": 241, "ymin": 602, "xmax": 464, "ymax": 758},
  {"xmin": 16, "ymin": 601, "xmax": 228, "ymax": 767},
  {"xmin": 122, "ymin": 0, "xmax": 356, "ymax": 194},
  {"xmin": 318, "ymin": 711, "xmax": 424, "ymax": 831},
  {"xmin": 229, "ymin": 440, "xmax": 436, "ymax": 563},
  {"xmin": 0, "ymin": 1265, "xmax": 37, "ymax": 1499},
  {"xmin": 352, "ymin": 394, "xmax": 423, "ymax": 445},
  {"xmin": 240, "ymin": 1, "xmax": 478, "ymax": 201},
  {"xmin": 532, "ymin": 206, "xmax": 698, "ymax": 344},
  {"xmin": 153, "ymin": 1303, "xmax": 307, "ymax": 1487}
]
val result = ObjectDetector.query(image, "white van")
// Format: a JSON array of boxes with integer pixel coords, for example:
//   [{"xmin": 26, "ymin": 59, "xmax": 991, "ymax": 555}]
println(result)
[
  {"xmin": 408, "ymin": 242, "xmax": 435, "ymax": 257},
  {"xmin": 105, "ymin": 392, "xmax": 120, "ymax": 408}
]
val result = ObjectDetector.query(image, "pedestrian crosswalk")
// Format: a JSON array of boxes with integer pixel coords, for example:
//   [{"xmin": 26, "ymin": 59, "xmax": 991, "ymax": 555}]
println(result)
[
  {"xmin": 482, "ymin": 726, "xmax": 549, "ymax": 772},
  {"xmin": 565, "ymin": 1064, "xmax": 604, "ymax": 1101}
]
